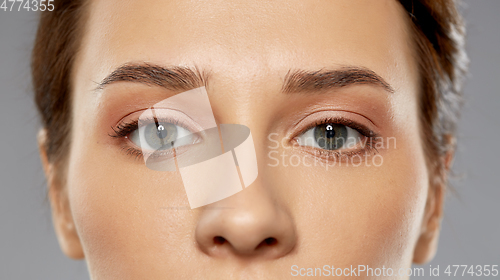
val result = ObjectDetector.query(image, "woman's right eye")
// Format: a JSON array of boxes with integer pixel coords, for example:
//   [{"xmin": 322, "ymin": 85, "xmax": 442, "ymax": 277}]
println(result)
[{"xmin": 129, "ymin": 121, "xmax": 199, "ymax": 152}]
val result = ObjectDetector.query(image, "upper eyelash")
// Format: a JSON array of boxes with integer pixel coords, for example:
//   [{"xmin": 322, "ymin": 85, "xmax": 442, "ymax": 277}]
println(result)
[
  {"xmin": 302, "ymin": 116, "xmax": 378, "ymax": 138},
  {"xmin": 109, "ymin": 120, "xmax": 139, "ymax": 138},
  {"xmin": 109, "ymin": 116, "xmax": 183, "ymax": 139}
]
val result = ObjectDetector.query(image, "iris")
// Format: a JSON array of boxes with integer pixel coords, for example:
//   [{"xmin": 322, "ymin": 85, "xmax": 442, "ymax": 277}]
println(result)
[{"xmin": 313, "ymin": 123, "xmax": 347, "ymax": 150}]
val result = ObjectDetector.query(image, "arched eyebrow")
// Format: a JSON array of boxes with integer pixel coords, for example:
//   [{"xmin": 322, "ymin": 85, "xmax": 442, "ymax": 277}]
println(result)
[
  {"xmin": 281, "ymin": 67, "xmax": 394, "ymax": 94},
  {"xmin": 96, "ymin": 63, "xmax": 394, "ymax": 94},
  {"xmin": 95, "ymin": 63, "xmax": 209, "ymax": 92}
]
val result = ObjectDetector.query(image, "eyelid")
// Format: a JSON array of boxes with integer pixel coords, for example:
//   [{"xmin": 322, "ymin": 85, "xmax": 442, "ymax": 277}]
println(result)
[
  {"xmin": 111, "ymin": 108, "xmax": 204, "ymax": 137},
  {"xmin": 109, "ymin": 108, "xmax": 205, "ymax": 157},
  {"xmin": 135, "ymin": 108, "xmax": 205, "ymax": 133},
  {"xmin": 288, "ymin": 110, "xmax": 380, "ymax": 142}
]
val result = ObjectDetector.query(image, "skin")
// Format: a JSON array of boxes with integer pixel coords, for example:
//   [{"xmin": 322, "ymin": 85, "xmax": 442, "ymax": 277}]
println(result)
[{"xmin": 38, "ymin": 0, "xmax": 450, "ymax": 279}]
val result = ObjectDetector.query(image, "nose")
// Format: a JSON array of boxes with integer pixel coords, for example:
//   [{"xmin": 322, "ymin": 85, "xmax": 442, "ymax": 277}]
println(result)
[{"xmin": 195, "ymin": 178, "xmax": 296, "ymax": 259}]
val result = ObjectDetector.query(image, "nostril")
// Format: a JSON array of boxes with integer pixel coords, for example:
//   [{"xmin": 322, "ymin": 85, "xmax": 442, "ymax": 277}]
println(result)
[
  {"xmin": 264, "ymin": 237, "xmax": 277, "ymax": 246},
  {"xmin": 255, "ymin": 237, "xmax": 278, "ymax": 250},
  {"xmin": 213, "ymin": 236, "xmax": 226, "ymax": 245}
]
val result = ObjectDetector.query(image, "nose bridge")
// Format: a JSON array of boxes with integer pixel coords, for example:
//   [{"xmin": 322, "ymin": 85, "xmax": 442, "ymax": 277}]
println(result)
[
  {"xmin": 193, "ymin": 79, "xmax": 297, "ymax": 258},
  {"xmin": 195, "ymin": 176, "xmax": 296, "ymax": 259},
  {"xmin": 208, "ymin": 79, "xmax": 280, "ymax": 172},
  {"xmin": 207, "ymin": 61, "xmax": 283, "ymax": 125}
]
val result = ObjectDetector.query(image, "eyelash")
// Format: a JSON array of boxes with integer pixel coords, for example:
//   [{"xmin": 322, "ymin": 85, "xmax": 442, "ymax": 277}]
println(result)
[
  {"xmin": 109, "ymin": 116, "xmax": 187, "ymax": 161},
  {"xmin": 291, "ymin": 116, "xmax": 381, "ymax": 162},
  {"xmin": 110, "ymin": 116, "xmax": 381, "ymax": 162}
]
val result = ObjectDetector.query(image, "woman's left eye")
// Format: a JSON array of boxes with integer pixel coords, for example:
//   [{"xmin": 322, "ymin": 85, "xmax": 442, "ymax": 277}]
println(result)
[
  {"xmin": 295, "ymin": 123, "xmax": 362, "ymax": 151},
  {"xmin": 129, "ymin": 121, "xmax": 198, "ymax": 152}
]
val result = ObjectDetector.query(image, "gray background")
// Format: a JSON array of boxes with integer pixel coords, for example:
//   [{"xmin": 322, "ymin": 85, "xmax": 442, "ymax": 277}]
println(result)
[{"xmin": 0, "ymin": 1, "xmax": 498, "ymax": 279}]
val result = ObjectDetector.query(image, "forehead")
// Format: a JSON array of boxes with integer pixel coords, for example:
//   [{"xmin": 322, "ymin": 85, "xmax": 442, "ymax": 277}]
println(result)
[{"xmin": 75, "ymin": 0, "xmax": 417, "ymax": 92}]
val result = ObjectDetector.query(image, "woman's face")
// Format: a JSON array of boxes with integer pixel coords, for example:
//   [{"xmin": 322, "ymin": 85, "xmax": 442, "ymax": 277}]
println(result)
[{"xmin": 49, "ymin": 0, "xmax": 441, "ymax": 279}]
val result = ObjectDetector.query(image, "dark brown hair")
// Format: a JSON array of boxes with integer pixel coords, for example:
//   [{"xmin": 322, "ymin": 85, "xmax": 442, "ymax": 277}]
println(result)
[
  {"xmin": 32, "ymin": 0, "xmax": 87, "ymax": 167},
  {"xmin": 32, "ymin": 0, "xmax": 468, "ymax": 184},
  {"xmin": 399, "ymin": 0, "xmax": 468, "ymax": 184}
]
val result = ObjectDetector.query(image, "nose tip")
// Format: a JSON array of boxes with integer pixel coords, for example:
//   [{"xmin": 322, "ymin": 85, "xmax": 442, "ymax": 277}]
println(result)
[{"xmin": 195, "ymin": 187, "xmax": 296, "ymax": 259}]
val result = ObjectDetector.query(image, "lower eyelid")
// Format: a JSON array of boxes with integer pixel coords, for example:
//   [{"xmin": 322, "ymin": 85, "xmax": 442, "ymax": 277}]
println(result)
[{"xmin": 293, "ymin": 138, "xmax": 380, "ymax": 163}]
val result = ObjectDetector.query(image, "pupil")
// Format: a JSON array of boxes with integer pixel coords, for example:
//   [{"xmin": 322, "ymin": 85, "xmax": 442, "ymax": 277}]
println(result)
[
  {"xmin": 156, "ymin": 124, "xmax": 169, "ymax": 139},
  {"xmin": 325, "ymin": 125, "xmax": 335, "ymax": 138}
]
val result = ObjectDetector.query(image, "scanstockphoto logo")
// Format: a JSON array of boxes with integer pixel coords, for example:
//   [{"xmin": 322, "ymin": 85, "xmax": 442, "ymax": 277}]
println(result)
[
  {"xmin": 136, "ymin": 87, "xmax": 258, "ymax": 209},
  {"xmin": 267, "ymin": 132, "xmax": 396, "ymax": 168}
]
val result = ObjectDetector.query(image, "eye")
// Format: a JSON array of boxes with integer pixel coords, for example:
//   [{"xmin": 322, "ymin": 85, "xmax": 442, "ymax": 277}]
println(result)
[
  {"xmin": 129, "ymin": 120, "xmax": 199, "ymax": 152},
  {"xmin": 295, "ymin": 123, "xmax": 362, "ymax": 151}
]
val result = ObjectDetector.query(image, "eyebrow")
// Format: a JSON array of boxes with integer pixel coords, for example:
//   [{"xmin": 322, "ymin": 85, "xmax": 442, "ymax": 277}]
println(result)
[
  {"xmin": 96, "ymin": 63, "xmax": 209, "ymax": 92},
  {"xmin": 281, "ymin": 67, "xmax": 394, "ymax": 94},
  {"xmin": 97, "ymin": 63, "xmax": 394, "ymax": 94}
]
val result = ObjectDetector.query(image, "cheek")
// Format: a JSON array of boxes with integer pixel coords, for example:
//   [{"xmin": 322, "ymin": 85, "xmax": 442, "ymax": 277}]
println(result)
[
  {"xmin": 268, "ymin": 133, "xmax": 429, "ymax": 269},
  {"xmin": 66, "ymin": 122, "xmax": 198, "ymax": 277},
  {"xmin": 352, "ymin": 146, "xmax": 428, "ymax": 268}
]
